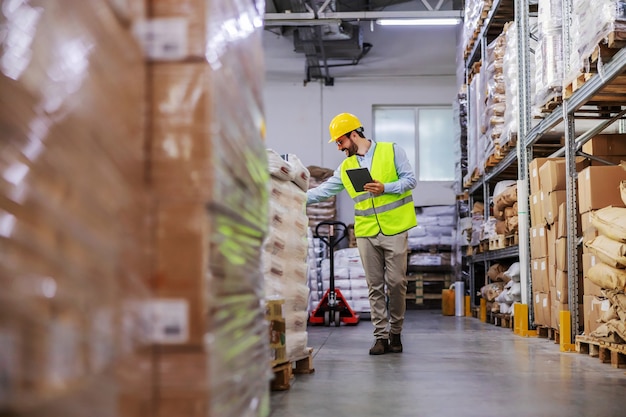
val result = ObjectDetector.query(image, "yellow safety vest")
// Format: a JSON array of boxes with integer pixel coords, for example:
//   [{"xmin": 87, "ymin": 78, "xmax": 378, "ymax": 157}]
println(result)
[{"xmin": 340, "ymin": 142, "xmax": 417, "ymax": 237}]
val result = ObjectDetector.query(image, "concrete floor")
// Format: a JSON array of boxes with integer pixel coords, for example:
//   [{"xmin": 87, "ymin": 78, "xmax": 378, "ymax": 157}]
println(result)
[{"xmin": 270, "ymin": 309, "xmax": 626, "ymax": 417}]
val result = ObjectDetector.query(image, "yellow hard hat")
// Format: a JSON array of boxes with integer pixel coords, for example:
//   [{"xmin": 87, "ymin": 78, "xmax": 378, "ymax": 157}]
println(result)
[{"xmin": 328, "ymin": 113, "xmax": 362, "ymax": 143}]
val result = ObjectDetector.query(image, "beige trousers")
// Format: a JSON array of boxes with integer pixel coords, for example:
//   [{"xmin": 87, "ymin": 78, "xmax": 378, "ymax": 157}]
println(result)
[{"xmin": 356, "ymin": 231, "xmax": 408, "ymax": 340}]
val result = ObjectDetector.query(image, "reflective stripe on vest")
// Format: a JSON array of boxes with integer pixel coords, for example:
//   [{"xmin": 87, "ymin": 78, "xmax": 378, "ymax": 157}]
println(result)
[{"xmin": 340, "ymin": 142, "xmax": 417, "ymax": 237}]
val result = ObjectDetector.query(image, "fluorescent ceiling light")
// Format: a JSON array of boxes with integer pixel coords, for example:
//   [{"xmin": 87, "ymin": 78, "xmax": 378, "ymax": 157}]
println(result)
[{"xmin": 376, "ymin": 18, "xmax": 461, "ymax": 26}]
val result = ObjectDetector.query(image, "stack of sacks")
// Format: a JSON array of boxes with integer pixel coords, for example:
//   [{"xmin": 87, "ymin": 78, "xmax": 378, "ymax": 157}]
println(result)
[
  {"xmin": 306, "ymin": 166, "xmax": 337, "ymax": 236},
  {"xmin": 533, "ymin": 0, "xmax": 564, "ymax": 116},
  {"xmin": 583, "ymin": 206, "xmax": 626, "ymax": 343},
  {"xmin": 480, "ymin": 28, "xmax": 508, "ymax": 160},
  {"xmin": 480, "ymin": 263, "xmax": 514, "ymax": 313},
  {"xmin": 492, "ymin": 180, "xmax": 518, "ymax": 237},
  {"xmin": 0, "ymin": 1, "xmax": 153, "ymax": 416},
  {"xmin": 136, "ymin": 1, "xmax": 272, "ymax": 416},
  {"xmin": 578, "ymin": 163, "xmax": 626, "ymax": 339},
  {"xmin": 264, "ymin": 150, "xmax": 311, "ymax": 362},
  {"xmin": 565, "ymin": 0, "xmax": 626, "ymax": 88},
  {"xmin": 494, "ymin": 263, "xmax": 522, "ymax": 314},
  {"xmin": 318, "ymin": 248, "xmax": 370, "ymax": 314},
  {"xmin": 409, "ymin": 205, "xmax": 457, "ymax": 251}
]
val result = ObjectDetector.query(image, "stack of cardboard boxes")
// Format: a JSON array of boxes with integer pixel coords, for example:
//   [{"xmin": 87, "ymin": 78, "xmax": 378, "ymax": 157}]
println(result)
[
  {"xmin": 578, "ymin": 136, "xmax": 626, "ymax": 336},
  {"xmin": 1, "ymin": 1, "xmax": 272, "ymax": 417},
  {"xmin": 529, "ymin": 134, "xmax": 626, "ymax": 334}
]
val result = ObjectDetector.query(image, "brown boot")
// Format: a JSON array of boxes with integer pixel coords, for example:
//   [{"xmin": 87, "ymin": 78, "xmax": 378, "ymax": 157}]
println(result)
[
  {"xmin": 389, "ymin": 333, "xmax": 402, "ymax": 353},
  {"xmin": 369, "ymin": 338, "xmax": 389, "ymax": 355}
]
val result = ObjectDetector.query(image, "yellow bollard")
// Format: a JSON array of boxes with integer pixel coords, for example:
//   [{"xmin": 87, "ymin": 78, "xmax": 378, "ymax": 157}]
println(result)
[
  {"xmin": 465, "ymin": 295, "xmax": 471, "ymax": 317},
  {"xmin": 515, "ymin": 303, "xmax": 537, "ymax": 337},
  {"xmin": 513, "ymin": 303, "xmax": 521, "ymax": 335},
  {"xmin": 559, "ymin": 310, "xmax": 576, "ymax": 352},
  {"xmin": 479, "ymin": 298, "xmax": 487, "ymax": 322}
]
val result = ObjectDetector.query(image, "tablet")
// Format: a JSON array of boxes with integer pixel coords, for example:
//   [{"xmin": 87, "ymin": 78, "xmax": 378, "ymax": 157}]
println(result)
[{"xmin": 346, "ymin": 167, "xmax": 373, "ymax": 192}]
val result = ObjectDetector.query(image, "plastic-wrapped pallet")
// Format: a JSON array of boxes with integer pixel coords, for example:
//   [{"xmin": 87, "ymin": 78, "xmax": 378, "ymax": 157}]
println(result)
[
  {"xmin": 566, "ymin": 0, "xmax": 626, "ymax": 88},
  {"xmin": 264, "ymin": 150, "xmax": 311, "ymax": 362},
  {"xmin": 532, "ymin": 0, "xmax": 564, "ymax": 115},
  {"xmin": 0, "ymin": 1, "xmax": 153, "ymax": 415}
]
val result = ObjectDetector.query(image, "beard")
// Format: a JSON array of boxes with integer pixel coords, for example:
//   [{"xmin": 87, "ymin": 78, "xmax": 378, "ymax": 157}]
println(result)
[{"xmin": 341, "ymin": 139, "xmax": 359, "ymax": 157}]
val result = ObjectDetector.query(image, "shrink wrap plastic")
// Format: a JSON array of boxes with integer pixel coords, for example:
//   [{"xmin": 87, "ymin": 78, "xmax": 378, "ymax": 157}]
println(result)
[
  {"xmin": 2, "ymin": 0, "xmax": 273, "ymax": 416},
  {"xmin": 1, "ymin": 0, "xmax": 151, "ymax": 414}
]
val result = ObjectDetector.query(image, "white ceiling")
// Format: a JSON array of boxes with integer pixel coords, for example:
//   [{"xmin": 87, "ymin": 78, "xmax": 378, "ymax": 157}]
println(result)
[
  {"xmin": 262, "ymin": 0, "xmax": 463, "ymax": 84},
  {"xmin": 263, "ymin": 22, "xmax": 462, "ymax": 83}
]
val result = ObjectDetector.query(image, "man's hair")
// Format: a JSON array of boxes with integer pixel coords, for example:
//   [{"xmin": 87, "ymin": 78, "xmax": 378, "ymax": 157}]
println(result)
[{"xmin": 347, "ymin": 127, "xmax": 365, "ymax": 139}]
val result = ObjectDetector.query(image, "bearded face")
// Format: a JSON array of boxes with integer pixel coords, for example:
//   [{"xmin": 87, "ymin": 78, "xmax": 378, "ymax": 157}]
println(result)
[{"xmin": 337, "ymin": 135, "xmax": 358, "ymax": 157}]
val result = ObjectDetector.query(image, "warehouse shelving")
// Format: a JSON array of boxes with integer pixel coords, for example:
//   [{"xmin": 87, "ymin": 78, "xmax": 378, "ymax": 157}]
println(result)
[
  {"xmin": 463, "ymin": 0, "xmax": 518, "ymax": 311},
  {"xmin": 462, "ymin": 0, "xmax": 626, "ymax": 343}
]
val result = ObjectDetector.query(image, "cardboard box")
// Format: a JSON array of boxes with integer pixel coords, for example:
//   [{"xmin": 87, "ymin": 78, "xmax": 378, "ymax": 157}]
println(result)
[
  {"xmin": 582, "ymin": 134, "xmax": 626, "ymax": 155},
  {"xmin": 547, "ymin": 224, "xmax": 557, "ymax": 267},
  {"xmin": 538, "ymin": 157, "xmax": 589, "ymax": 193},
  {"xmin": 557, "ymin": 202, "xmax": 582, "ymax": 239},
  {"xmin": 533, "ymin": 292, "xmax": 551, "ymax": 327},
  {"xmin": 578, "ymin": 165, "xmax": 626, "ymax": 214},
  {"xmin": 544, "ymin": 190, "xmax": 566, "ymax": 225},
  {"xmin": 150, "ymin": 63, "xmax": 214, "ymax": 200},
  {"xmin": 530, "ymin": 191, "xmax": 546, "ymax": 227},
  {"xmin": 530, "ymin": 226, "xmax": 548, "ymax": 259},
  {"xmin": 548, "ymin": 262, "xmax": 556, "ymax": 288},
  {"xmin": 529, "ymin": 157, "xmax": 561, "ymax": 195},
  {"xmin": 555, "ymin": 269, "xmax": 568, "ymax": 303},
  {"xmin": 155, "ymin": 349, "xmax": 209, "ymax": 417},
  {"xmin": 550, "ymin": 301, "xmax": 569, "ymax": 331},
  {"xmin": 153, "ymin": 201, "xmax": 210, "ymax": 348},
  {"xmin": 555, "ymin": 237, "xmax": 567, "ymax": 272},
  {"xmin": 583, "ymin": 295, "xmax": 609, "ymax": 335},
  {"xmin": 531, "ymin": 258, "xmax": 549, "ymax": 293},
  {"xmin": 580, "ymin": 211, "xmax": 593, "ymax": 232}
]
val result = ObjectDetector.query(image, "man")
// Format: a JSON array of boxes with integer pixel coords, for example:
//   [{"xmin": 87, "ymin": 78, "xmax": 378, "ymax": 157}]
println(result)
[{"xmin": 307, "ymin": 112, "xmax": 417, "ymax": 355}]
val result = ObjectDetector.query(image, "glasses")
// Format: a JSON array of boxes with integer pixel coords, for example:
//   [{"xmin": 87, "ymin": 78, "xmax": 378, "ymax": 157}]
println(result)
[{"xmin": 336, "ymin": 135, "xmax": 350, "ymax": 147}]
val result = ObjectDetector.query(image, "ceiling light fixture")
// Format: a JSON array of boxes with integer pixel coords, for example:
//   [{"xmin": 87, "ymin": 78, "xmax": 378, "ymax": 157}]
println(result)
[{"xmin": 376, "ymin": 18, "xmax": 462, "ymax": 26}]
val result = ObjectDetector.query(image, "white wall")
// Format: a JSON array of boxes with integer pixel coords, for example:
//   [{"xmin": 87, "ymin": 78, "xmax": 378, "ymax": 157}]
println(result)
[{"xmin": 263, "ymin": 76, "xmax": 458, "ymax": 225}]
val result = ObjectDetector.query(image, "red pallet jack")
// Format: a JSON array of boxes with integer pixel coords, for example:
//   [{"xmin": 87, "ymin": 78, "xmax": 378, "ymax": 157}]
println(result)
[{"xmin": 309, "ymin": 221, "xmax": 360, "ymax": 326}]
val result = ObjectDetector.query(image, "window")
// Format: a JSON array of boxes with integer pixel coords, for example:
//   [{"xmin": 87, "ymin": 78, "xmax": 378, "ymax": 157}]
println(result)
[{"xmin": 374, "ymin": 106, "xmax": 455, "ymax": 182}]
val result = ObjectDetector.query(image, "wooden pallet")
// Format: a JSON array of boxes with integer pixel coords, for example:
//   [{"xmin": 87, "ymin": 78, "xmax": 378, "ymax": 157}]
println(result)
[
  {"xmin": 270, "ymin": 348, "xmax": 315, "ymax": 391},
  {"xmin": 489, "ymin": 312, "xmax": 514, "ymax": 329},
  {"xmin": 489, "ymin": 234, "xmax": 506, "ymax": 250},
  {"xmin": 564, "ymin": 72, "xmax": 592, "ymax": 99},
  {"xmin": 576, "ymin": 335, "xmax": 626, "ymax": 369},
  {"xmin": 293, "ymin": 347, "xmax": 315, "ymax": 375},
  {"xmin": 505, "ymin": 234, "xmax": 518, "ymax": 247},
  {"xmin": 536, "ymin": 325, "xmax": 560, "ymax": 344},
  {"xmin": 271, "ymin": 361, "xmax": 293, "ymax": 391},
  {"xmin": 537, "ymin": 95, "xmax": 563, "ymax": 115}
]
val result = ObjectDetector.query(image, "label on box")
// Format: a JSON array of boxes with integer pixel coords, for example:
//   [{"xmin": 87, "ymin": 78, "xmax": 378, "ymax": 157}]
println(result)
[
  {"xmin": 145, "ymin": 299, "xmax": 189, "ymax": 344},
  {"xmin": 132, "ymin": 18, "xmax": 189, "ymax": 60},
  {"xmin": 601, "ymin": 299, "xmax": 610, "ymax": 312}
]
